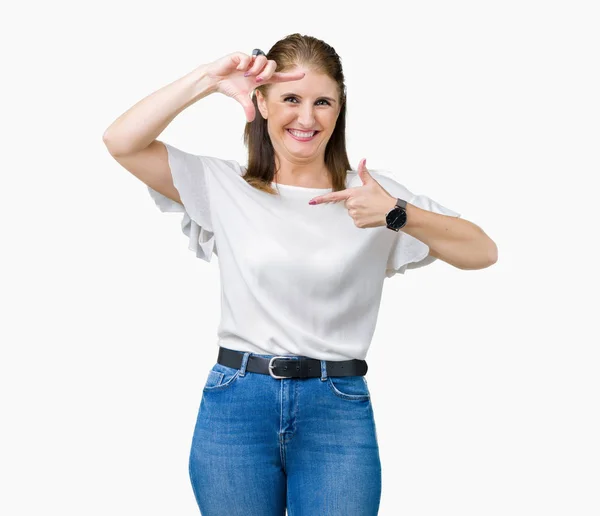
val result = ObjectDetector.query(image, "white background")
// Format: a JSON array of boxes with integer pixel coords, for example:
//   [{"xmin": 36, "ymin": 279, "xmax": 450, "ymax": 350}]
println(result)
[{"xmin": 2, "ymin": 0, "xmax": 599, "ymax": 514}]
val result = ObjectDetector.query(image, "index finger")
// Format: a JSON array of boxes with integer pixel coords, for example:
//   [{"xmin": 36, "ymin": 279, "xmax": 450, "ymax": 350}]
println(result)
[
  {"xmin": 267, "ymin": 71, "xmax": 306, "ymax": 84},
  {"xmin": 309, "ymin": 189, "xmax": 353, "ymax": 205}
]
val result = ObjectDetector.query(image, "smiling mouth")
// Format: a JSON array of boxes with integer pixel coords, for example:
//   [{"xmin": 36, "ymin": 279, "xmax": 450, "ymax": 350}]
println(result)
[{"xmin": 287, "ymin": 129, "xmax": 320, "ymax": 141}]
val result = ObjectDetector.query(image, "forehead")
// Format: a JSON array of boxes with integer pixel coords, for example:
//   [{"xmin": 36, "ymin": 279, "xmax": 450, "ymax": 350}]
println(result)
[{"xmin": 269, "ymin": 67, "xmax": 338, "ymax": 98}]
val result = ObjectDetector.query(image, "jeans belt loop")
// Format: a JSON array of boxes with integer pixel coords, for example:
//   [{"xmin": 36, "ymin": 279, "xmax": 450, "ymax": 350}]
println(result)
[
  {"xmin": 239, "ymin": 352, "xmax": 250, "ymax": 377},
  {"xmin": 320, "ymin": 359, "xmax": 328, "ymax": 381}
]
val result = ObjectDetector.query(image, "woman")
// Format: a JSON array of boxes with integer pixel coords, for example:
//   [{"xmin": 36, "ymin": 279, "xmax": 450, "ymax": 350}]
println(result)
[{"xmin": 103, "ymin": 33, "xmax": 497, "ymax": 516}]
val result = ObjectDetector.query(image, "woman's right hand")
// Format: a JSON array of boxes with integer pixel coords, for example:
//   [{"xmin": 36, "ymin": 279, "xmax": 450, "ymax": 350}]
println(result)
[{"xmin": 205, "ymin": 52, "xmax": 306, "ymax": 123}]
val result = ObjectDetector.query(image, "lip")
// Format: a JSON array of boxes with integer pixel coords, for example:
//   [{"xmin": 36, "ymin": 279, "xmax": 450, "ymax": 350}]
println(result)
[{"xmin": 286, "ymin": 129, "xmax": 319, "ymax": 141}]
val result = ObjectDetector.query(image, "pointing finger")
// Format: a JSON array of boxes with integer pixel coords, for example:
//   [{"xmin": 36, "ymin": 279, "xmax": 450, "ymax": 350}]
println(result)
[
  {"xmin": 266, "ymin": 71, "xmax": 306, "ymax": 84},
  {"xmin": 309, "ymin": 189, "xmax": 354, "ymax": 205}
]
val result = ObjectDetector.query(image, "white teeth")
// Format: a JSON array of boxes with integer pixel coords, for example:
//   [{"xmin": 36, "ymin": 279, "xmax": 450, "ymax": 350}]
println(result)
[{"xmin": 289, "ymin": 130, "xmax": 316, "ymax": 138}]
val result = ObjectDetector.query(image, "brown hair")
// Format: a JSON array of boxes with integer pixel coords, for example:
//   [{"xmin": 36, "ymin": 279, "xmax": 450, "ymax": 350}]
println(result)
[{"xmin": 242, "ymin": 33, "xmax": 350, "ymax": 195}]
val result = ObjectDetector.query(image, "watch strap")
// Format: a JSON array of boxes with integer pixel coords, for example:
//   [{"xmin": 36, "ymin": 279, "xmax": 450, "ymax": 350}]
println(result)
[{"xmin": 395, "ymin": 198, "xmax": 407, "ymax": 209}]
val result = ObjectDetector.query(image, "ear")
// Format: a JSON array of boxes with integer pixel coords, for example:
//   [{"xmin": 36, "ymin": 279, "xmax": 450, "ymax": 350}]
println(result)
[{"xmin": 255, "ymin": 89, "xmax": 268, "ymax": 120}]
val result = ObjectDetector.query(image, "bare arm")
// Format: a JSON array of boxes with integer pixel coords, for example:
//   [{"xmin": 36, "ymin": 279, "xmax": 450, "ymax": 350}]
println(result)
[
  {"xmin": 102, "ymin": 64, "xmax": 217, "ymax": 157},
  {"xmin": 101, "ymin": 65, "xmax": 218, "ymax": 203},
  {"xmin": 101, "ymin": 53, "xmax": 305, "ymax": 203}
]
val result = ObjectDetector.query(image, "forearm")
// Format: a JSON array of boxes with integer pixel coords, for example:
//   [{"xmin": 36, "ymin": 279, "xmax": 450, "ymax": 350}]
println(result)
[
  {"xmin": 402, "ymin": 202, "xmax": 498, "ymax": 270},
  {"xmin": 102, "ymin": 64, "xmax": 217, "ymax": 156}
]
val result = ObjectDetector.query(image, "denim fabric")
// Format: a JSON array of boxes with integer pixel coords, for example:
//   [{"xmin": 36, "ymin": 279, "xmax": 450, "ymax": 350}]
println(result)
[{"xmin": 188, "ymin": 350, "xmax": 382, "ymax": 515}]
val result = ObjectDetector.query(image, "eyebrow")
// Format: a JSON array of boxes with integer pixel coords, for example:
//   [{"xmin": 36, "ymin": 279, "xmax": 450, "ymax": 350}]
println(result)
[{"xmin": 280, "ymin": 93, "xmax": 337, "ymax": 103}]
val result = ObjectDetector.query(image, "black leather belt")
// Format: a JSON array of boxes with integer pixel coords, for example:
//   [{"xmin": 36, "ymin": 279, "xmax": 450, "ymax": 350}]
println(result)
[{"xmin": 217, "ymin": 347, "xmax": 368, "ymax": 379}]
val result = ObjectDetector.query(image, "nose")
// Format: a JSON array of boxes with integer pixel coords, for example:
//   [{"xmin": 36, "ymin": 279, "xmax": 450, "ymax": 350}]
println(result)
[{"xmin": 296, "ymin": 103, "xmax": 316, "ymax": 128}]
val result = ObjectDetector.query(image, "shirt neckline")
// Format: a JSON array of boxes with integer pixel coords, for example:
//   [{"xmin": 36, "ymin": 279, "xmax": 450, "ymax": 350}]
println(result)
[{"xmin": 270, "ymin": 181, "xmax": 333, "ymax": 192}]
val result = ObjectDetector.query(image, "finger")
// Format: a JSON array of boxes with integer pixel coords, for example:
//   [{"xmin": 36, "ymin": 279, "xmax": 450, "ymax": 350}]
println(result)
[
  {"xmin": 309, "ymin": 195, "xmax": 329, "ymax": 205},
  {"xmin": 244, "ymin": 55, "xmax": 268, "ymax": 77},
  {"xmin": 267, "ymin": 70, "xmax": 306, "ymax": 84},
  {"xmin": 255, "ymin": 60, "xmax": 277, "ymax": 82},
  {"xmin": 233, "ymin": 91, "xmax": 256, "ymax": 123},
  {"xmin": 309, "ymin": 190, "xmax": 351, "ymax": 205},
  {"xmin": 234, "ymin": 53, "xmax": 253, "ymax": 72}
]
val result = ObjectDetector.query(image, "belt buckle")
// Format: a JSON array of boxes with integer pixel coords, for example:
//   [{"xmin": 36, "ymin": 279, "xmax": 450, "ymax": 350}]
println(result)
[{"xmin": 268, "ymin": 356, "xmax": 290, "ymax": 379}]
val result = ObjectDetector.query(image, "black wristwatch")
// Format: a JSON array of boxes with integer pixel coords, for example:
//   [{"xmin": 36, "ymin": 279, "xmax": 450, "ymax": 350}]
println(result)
[{"xmin": 385, "ymin": 198, "xmax": 408, "ymax": 232}]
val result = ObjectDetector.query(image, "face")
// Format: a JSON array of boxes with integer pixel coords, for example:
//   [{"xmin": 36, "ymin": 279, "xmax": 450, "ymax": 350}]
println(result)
[{"xmin": 256, "ymin": 67, "xmax": 341, "ymax": 166}]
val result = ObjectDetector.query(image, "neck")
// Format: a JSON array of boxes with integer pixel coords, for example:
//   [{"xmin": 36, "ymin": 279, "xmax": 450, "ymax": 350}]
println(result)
[{"xmin": 274, "ymin": 156, "xmax": 331, "ymax": 187}]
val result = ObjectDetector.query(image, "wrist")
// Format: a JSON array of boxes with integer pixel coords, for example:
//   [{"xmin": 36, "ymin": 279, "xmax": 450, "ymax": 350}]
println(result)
[
  {"xmin": 187, "ymin": 64, "xmax": 219, "ymax": 100},
  {"xmin": 385, "ymin": 196, "xmax": 397, "ymax": 214},
  {"xmin": 381, "ymin": 195, "xmax": 399, "ymax": 227}
]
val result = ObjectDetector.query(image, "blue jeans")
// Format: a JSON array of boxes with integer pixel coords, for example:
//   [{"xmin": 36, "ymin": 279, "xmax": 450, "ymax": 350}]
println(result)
[{"xmin": 188, "ymin": 349, "xmax": 382, "ymax": 515}]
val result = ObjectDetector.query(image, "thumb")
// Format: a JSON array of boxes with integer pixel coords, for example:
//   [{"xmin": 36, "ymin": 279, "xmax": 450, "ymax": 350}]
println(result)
[
  {"xmin": 357, "ymin": 158, "xmax": 373, "ymax": 184},
  {"xmin": 234, "ymin": 92, "xmax": 256, "ymax": 123}
]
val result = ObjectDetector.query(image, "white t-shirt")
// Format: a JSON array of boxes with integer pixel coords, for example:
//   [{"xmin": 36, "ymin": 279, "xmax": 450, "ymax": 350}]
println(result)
[{"xmin": 147, "ymin": 143, "xmax": 461, "ymax": 361}]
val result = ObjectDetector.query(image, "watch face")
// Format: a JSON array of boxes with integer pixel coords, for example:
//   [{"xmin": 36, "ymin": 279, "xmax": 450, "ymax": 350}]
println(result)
[{"xmin": 386, "ymin": 207, "xmax": 407, "ymax": 230}]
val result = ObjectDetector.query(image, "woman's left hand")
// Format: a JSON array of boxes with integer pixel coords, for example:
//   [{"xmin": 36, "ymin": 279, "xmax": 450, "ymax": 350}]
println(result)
[{"xmin": 308, "ymin": 159, "xmax": 398, "ymax": 229}]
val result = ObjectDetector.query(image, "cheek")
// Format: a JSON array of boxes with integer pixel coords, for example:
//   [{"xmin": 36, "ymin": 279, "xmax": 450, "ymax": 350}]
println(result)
[
  {"xmin": 268, "ymin": 109, "xmax": 287, "ymax": 123},
  {"xmin": 321, "ymin": 110, "xmax": 338, "ymax": 122},
  {"xmin": 322, "ymin": 114, "xmax": 338, "ymax": 130}
]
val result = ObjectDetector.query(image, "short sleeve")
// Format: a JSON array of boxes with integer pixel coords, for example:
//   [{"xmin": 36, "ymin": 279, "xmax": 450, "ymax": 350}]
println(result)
[
  {"xmin": 147, "ymin": 142, "xmax": 216, "ymax": 262},
  {"xmin": 385, "ymin": 194, "xmax": 461, "ymax": 277},
  {"xmin": 371, "ymin": 170, "xmax": 461, "ymax": 277}
]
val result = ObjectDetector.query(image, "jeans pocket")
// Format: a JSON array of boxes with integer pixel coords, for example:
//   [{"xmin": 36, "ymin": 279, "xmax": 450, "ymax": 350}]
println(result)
[
  {"xmin": 327, "ymin": 375, "xmax": 371, "ymax": 401},
  {"xmin": 203, "ymin": 363, "xmax": 241, "ymax": 391}
]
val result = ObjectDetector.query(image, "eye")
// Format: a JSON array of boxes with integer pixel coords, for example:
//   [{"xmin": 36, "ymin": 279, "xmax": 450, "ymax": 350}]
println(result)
[{"xmin": 284, "ymin": 96, "xmax": 331, "ymax": 106}]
